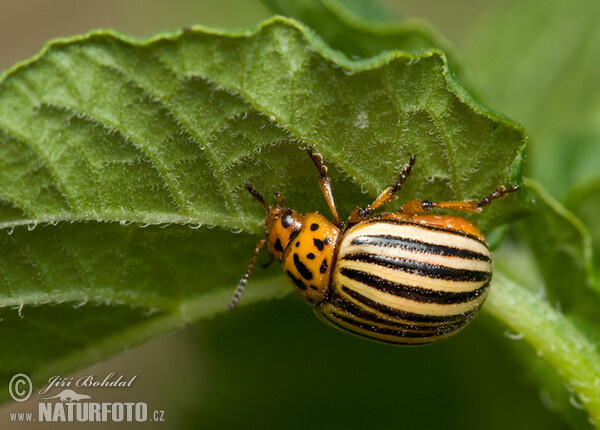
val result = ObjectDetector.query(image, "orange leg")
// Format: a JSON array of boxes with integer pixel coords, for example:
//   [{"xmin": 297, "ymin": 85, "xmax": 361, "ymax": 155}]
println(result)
[
  {"xmin": 307, "ymin": 147, "xmax": 342, "ymax": 227},
  {"xmin": 399, "ymin": 185, "xmax": 520, "ymax": 215},
  {"xmin": 348, "ymin": 155, "xmax": 416, "ymax": 224}
]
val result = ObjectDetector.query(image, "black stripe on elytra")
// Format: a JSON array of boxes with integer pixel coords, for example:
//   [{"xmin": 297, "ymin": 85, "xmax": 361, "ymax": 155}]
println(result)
[
  {"xmin": 293, "ymin": 253, "xmax": 313, "ymax": 281},
  {"xmin": 351, "ymin": 235, "xmax": 490, "ymax": 262},
  {"xmin": 326, "ymin": 310, "xmax": 443, "ymax": 339},
  {"xmin": 325, "ymin": 291, "xmax": 467, "ymax": 334},
  {"xmin": 286, "ymin": 270, "xmax": 307, "ymax": 290},
  {"xmin": 340, "ymin": 286, "xmax": 478, "ymax": 323},
  {"xmin": 341, "ymin": 268, "xmax": 488, "ymax": 304},
  {"xmin": 274, "ymin": 238, "xmax": 283, "ymax": 252},
  {"xmin": 342, "ymin": 253, "xmax": 490, "ymax": 282},
  {"xmin": 364, "ymin": 218, "xmax": 488, "ymax": 246},
  {"xmin": 319, "ymin": 312, "xmax": 442, "ymax": 345}
]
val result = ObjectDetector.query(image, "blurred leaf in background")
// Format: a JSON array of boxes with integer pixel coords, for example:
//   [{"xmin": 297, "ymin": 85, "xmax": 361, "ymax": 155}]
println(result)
[
  {"xmin": 465, "ymin": 0, "xmax": 600, "ymax": 200},
  {"xmin": 464, "ymin": 0, "xmax": 600, "ymax": 428},
  {"xmin": 185, "ymin": 296, "xmax": 568, "ymax": 430},
  {"xmin": 0, "ymin": 0, "xmax": 271, "ymax": 70}
]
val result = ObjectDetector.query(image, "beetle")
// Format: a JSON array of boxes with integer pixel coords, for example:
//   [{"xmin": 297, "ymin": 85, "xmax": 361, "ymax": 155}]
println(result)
[{"xmin": 228, "ymin": 148, "xmax": 519, "ymax": 345}]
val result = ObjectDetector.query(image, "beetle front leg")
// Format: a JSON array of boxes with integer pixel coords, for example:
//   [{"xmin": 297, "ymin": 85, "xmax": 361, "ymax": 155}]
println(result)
[{"xmin": 307, "ymin": 147, "xmax": 342, "ymax": 227}]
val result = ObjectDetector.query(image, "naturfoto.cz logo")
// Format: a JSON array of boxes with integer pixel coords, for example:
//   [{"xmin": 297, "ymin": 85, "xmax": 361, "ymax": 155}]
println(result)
[{"xmin": 8, "ymin": 372, "xmax": 166, "ymax": 424}]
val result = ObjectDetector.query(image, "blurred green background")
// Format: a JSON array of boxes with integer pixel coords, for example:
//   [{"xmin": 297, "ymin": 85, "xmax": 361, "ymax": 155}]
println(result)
[
  {"xmin": 0, "ymin": 0, "xmax": 506, "ymax": 71},
  {"xmin": 0, "ymin": 0, "xmax": 580, "ymax": 429}
]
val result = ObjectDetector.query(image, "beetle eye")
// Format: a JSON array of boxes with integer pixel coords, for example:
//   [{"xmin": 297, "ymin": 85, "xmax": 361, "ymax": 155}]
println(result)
[{"xmin": 281, "ymin": 212, "xmax": 293, "ymax": 228}]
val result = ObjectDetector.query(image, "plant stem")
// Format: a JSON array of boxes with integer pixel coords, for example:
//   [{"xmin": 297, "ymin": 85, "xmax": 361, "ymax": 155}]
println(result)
[{"xmin": 486, "ymin": 271, "xmax": 600, "ymax": 427}]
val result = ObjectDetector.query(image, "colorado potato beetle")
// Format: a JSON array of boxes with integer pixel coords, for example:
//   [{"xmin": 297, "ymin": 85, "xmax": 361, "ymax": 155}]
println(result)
[{"xmin": 229, "ymin": 148, "xmax": 519, "ymax": 346}]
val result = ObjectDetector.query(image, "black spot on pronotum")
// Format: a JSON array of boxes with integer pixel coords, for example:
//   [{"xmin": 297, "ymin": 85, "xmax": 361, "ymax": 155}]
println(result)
[
  {"xmin": 314, "ymin": 238, "xmax": 324, "ymax": 251},
  {"xmin": 320, "ymin": 259, "xmax": 328, "ymax": 274},
  {"xmin": 307, "ymin": 253, "xmax": 315, "ymax": 260},
  {"xmin": 274, "ymin": 238, "xmax": 283, "ymax": 252},
  {"xmin": 293, "ymin": 254, "xmax": 313, "ymax": 281},
  {"xmin": 313, "ymin": 237, "xmax": 330, "ymax": 251},
  {"xmin": 295, "ymin": 241, "xmax": 300, "ymax": 247},
  {"xmin": 310, "ymin": 285, "xmax": 318, "ymax": 290},
  {"xmin": 286, "ymin": 270, "xmax": 307, "ymax": 290},
  {"xmin": 310, "ymin": 223, "xmax": 319, "ymax": 231}
]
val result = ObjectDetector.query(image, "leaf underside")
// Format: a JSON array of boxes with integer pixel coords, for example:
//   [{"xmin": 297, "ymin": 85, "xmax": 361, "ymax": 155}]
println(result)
[{"xmin": 0, "ymin": 17, "xmax": 527, "ymax": 395}]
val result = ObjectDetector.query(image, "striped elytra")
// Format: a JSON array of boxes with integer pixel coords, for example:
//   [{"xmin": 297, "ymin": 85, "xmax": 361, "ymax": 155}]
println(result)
[
  {"xmin": 229, "ymin": 148, "xmax": 519, "ymax": 346},
  {"xmin": 317, "ymin": 215, "xmax": 492, "ymax": 345}
]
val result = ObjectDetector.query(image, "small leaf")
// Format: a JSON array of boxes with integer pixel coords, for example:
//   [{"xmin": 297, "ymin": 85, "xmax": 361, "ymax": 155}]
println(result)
[{"xmin": 0, "ymin": 18, "xmax": 526, "ymax": 389}]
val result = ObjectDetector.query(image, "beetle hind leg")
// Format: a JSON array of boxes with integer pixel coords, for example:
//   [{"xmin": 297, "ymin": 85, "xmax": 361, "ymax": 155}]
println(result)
[
  {"xmin": 477, "ymin": 185, "xmax": 520, "ymax": 208},
  {"xmin": 398, "ymin": 184, "xmax": 520, "ymax": 215}
]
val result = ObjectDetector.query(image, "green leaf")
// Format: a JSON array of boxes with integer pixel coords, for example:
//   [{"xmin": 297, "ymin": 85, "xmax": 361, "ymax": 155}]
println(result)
[
  {"xmin": 262, "ymin": 0, "xmax": 468, "ymax": 80},
  {"xmin": 0, "ymin": 17, "xmax": 526, "ymax": 395},
  {"xmin": 465, "ymin": 0, "xmax": 600, "ymax": 198}
]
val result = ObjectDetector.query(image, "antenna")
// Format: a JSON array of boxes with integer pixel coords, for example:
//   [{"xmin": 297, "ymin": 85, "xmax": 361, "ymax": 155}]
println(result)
[
  {"xmin": 244, "ymin": 182, "xmax": 269, "ymax": 211},
  {"xmin": 228, "ymin": 239, "xmax": 266, "ymax": 311}
]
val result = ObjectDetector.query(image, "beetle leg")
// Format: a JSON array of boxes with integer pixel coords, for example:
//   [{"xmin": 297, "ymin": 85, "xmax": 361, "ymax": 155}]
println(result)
[
  {"xmin": 398, "ymin": 184, "xmax": 520, "ymax": 215},
  {"xmin": 399, "ymin": 199, "xmax": 481, "ymax": 214},
  {"xmin": 307, "ymin": 147, "xmax": 342, "ymax": 227},
  {"xmin": 477, "ymin": 185, "xmax": 520, "ymax": 207},
  {"xmin": 348, "ymin": 154, "xmax": 416, "ymax": 224},
  {"xmin": 228, "ymin": 239, "xmax": 267, "ymax": 311}
]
